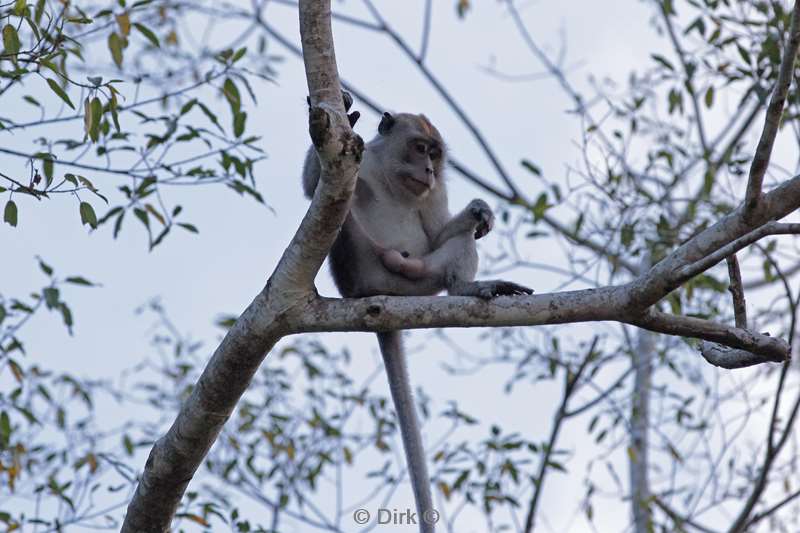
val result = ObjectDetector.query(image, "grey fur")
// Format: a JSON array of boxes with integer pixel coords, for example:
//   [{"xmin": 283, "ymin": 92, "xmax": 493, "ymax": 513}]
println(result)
[{"xmin": 302, "ymin": 103, "xmax": 532, "ymax": 532}]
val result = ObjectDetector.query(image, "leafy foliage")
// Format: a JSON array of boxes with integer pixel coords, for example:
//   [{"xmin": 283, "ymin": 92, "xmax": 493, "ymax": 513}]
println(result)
[{"xmin": 0, "ymin": 0, "xmax": 273, "ymax": 249}]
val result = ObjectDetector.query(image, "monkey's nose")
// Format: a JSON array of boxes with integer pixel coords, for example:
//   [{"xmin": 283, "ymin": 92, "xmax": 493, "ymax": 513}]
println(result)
[{"xmin": 426, "ymin": 167, "xmax": 434, "ymax": 175}]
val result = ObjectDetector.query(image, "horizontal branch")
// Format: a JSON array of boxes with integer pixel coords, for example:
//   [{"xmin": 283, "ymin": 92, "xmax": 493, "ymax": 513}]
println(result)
[
  {"xmin": 633, "ymin": 310, "xmax": 788, "ymax": 364},
  {"xmin": 699, "ymin": 343, "xmax": 781, "ymax": 369},
  {"xmin": 288, "ymin": 289, "xmax": 789, "ymax": 364}
]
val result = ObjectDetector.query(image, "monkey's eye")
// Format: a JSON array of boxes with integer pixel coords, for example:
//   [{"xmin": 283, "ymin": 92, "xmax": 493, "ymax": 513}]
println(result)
[
  {"xmin": 429, "ymin": 148, "xmax": 441, "ymax": 160},
  {"xmin": 415, "ymin": 143, "xmax": 427, "ymax": 155}
]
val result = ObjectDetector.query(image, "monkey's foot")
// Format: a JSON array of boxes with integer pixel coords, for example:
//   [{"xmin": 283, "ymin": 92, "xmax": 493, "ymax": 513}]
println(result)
[
  {"xmin": 306, "ymin": 91, "xmax": 360, "ymax": 127},
  {"xmin": 471, "ymin": 280, "xmax": 534, "ymax": 300}
]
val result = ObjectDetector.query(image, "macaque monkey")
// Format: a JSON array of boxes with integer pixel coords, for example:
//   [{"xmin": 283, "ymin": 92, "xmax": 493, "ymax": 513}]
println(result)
[{"xmin": 302, "ymin": 94, "xmax": 532, "ymax": 532}]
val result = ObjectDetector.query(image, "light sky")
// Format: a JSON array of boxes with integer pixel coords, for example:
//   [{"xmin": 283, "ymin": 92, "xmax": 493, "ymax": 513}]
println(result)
[{"xmin": 3, "ymin": 1, "xmax": 779, "ymax": 531}]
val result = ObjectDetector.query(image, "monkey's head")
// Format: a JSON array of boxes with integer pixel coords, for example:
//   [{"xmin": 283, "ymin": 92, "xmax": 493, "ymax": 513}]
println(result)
[{"xmin": 377, "ymin": 112, "xmax": 445, "ymax": 199}]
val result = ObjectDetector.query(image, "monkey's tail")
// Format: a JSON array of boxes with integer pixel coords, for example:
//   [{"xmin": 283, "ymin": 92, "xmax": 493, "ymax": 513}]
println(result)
[{"xmin": 377, "ymin": 331, "xmax": 435, "ymax": 533}]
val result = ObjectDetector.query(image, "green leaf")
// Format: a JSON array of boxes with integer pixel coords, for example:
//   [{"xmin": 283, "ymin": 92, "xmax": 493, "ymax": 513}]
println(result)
[
  {"xmin": 109, "ymin": 92, "xmax": 121, "ymax": 132},
  {"xmin": 736, "ymin": 44, "xmax": 751, "ymax": 65},
  {"xmin": 704, "ymin": 86, "xmax": 714, "ymax": 109},
  {"xmin": 177, "ymin": 222, "xmax": 198, "ymax": 233},
  {"xmin": 651, "ymin": 54, "xmax": 674, "ymax": 71},
  {"xmin": 43, "ymin": 157, "xmax": 53, "ymax": 185},
  {"xmin": 2, "ymin": 25, "xmax": 21, "ymax": 56},
  {"xmin": 133, "ymin": 22, "xmax": 160, "ymax": 47},
  {"xmin": 113, "ymin": 211, "xmax": 125, "ymax": 238},
  {"xmin": 34, "ymin": 0, "xmax": 45, "ymax": 23},
  {"xmin": 37, "ymin": 257, "xmax": 53, "ymax": 276},
  {"xmin": 89, "ymin": 97, "xmax": 102, "ymax": 142},
  {"xmin": 79, "ymin": 201, "xmax": 97, "ymax": 229},
  {"xmin": 180, "ymin": 98, "xmax": 197, "ymax": 115},
  {"xmin": 46, "ymin": 78, "xmax": 76, "ymax": 109},
  {"xmin": 14, "ymin": 0, "xmax": 27, "ymax": 16},
  {"xmin": 232, "ymin": 46, "xmax": 247, "ymax": 63},
  {"xmin": 23, "ymin": 95, "xmax": 40, "ymax": 107},
  {"xmin": 0, "ymin": 411, "xmax": 11, "ymax": 449},
  {"xmin": 133, "ymin": 207, "xmax": 149, "ymax": 229},
  {"xmin": 531, "ymin": 192, "xmax": 551, "ymax": 222},
  {"xmin": 197, "ymin": 102, "xmax": 223, "ymax": 133},
  {"xmin": 64, "ymin": 276, "xmax": 95, "ymax": 286},
  {"xmin": 108, "ymin": 31, "xmax": 124, "ymax": 68},
  {"xmin": 59, "ymin": 302, "xmax": 73, "ymax": 334},
  {"xmin": 223, "ymin": 78, "xmax": 241, "ymax": 113},
  {"xmin": 4, "ymin": 200, "xmax": 17, "ymax": 227},
  {"xmin": 521, "ymin": 159, "xmax": 541, "ymax": 176},
  {"xmin": 620, "ymin": 224, "xmax": 635, "ymax": 248},
  {"xmin": 43, "ymin": 287, "xmax": 59, "ymax": 309},
  {"xmin": 233, "ymin": 111, "xmax": 247, "ymax": 138}
]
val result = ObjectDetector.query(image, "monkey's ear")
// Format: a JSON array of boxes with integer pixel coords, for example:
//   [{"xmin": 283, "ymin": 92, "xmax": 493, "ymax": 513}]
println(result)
[{"xmin": 378, "ymin": 112, "xmax": 396, "ymax": 135}]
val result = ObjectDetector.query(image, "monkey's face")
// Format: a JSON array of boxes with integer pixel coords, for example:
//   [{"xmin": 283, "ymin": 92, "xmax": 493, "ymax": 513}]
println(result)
[
  {"xmin": 379, "ymin": 113, "xmax": 445, "ymax": 199},
  {"xmin": 398, "ymin": 136, "xmax": 443, "ymax": 197}
]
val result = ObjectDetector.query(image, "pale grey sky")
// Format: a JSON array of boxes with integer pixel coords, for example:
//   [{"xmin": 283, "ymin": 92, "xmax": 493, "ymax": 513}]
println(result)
[{"xmin": 3, "ymin": 1, "xmax": 773, "ymax": 531}]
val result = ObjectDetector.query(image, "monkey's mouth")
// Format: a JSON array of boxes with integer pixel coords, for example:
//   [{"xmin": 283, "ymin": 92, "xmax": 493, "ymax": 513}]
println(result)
[{"xmin": 404, "ymin": 176, "xmax": 431, "ymax": 196}]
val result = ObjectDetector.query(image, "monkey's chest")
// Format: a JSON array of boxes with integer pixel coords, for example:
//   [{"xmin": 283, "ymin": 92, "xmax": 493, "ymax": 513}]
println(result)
[{"xmin": 352, "ymin": 203, "xmax": 431, "ymax": 256}]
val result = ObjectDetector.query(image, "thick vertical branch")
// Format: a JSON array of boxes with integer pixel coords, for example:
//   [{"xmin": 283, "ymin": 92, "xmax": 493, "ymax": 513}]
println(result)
[
  {"xmin": 121, "ymin": 293, "xmax": 285, "ymax": 532},
  {"xmin": 743, "ymin": 1, "xmax": 800, "ymax": 219},
  {"xmin": 629, "ymin": 328, "xmax": 655, "ymax": 533},
  {"xmin": 629, "ymin": 256, "xmax": 654, "ymax": 533},
  {"xmin": 122, "ymin": 2, "xmax": 361, "ymax": 530}
]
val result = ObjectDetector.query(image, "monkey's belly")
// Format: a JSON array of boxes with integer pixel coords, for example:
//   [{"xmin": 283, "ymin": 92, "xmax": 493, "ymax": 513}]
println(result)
[{"xmin": 352, "ymin": 204, "xmax": 431, "ymax": 257}]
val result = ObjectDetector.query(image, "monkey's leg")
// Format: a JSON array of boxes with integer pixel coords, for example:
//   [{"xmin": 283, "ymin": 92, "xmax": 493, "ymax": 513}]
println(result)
[
  {"xmin": 432, "ymin": 199, "xmax": 495, "ymax": 248},
  {"xmin": 438, "ymin": 232, "xmax": 534, "ymax": 299},
  {"xmin": 377, "ymin": 331, "xmax": 436, "ymax": 533}
]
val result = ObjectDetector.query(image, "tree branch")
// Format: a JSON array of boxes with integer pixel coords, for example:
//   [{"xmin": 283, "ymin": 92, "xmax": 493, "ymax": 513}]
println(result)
[
  {"xmin": 121, "ymin": 1, "xmax": 362, "ymax": 529},
  {"xmin": 726, "ymin": 254, "xmax": 747, "ymax": 329},
  {"xmin": 743, "ymin": 0, "xmax": 800, "ymax": 219}
]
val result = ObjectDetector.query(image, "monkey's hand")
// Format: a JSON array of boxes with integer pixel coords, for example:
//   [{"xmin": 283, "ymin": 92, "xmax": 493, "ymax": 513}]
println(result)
[
  {"xmin": 380, "ymin": 249, "xmax": 429, "ymax": 280},
  {"xmin": 468, "ymin": 199, "xmax": 494, "ymax": 239},
  {"xmin": 306, "ymin": 91, "xmax": 360, "ymax": 128}
]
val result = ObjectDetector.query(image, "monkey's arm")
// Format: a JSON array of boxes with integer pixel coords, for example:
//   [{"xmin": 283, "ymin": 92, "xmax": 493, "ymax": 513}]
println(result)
[
  {"xmin": 380, "ymin": 250, "xmax": 430, "ymax": 280},
  {"xmin": 346, "ymin": 210, "xmax": 432, "ymax": 279}
]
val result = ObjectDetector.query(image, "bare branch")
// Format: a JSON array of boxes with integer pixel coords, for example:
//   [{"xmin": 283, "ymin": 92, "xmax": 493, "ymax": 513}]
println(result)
[
  {"xmin": 633, "ymin": 309, "xmax": 788, "ymax": 364},
  {"xmin": 122, "ymin": 1, "xmax": 362, "ymax": 528},
  {"xmin": 673, "ymin": 222, "xmax": 800, "ymax": 285},
  {"xmin": 695, "ymin": 254, "xmax": 753, "ymax": 368},
  {"xmin": 628, "ymin": 174, "xmax": 800, "ymax": 309},
  {"xmin": 699, "ymin": 343, "xmax": 778, "ymax": 369},
  {"xmin": 655, "ymin": 0, "xmax": 709, "ymax": 153},
  {"xmin": 743, "ymin": 1, "xmax": 800, "ymax": 218},
  {"xmin": 523, "ymin": 337, "xmax": 599, "ymax": 532},
  {"xmin": 291, "ymin": 290, "xmax": 789, "ymax": 363},
  {"xmin": 726, "ymin": 254, "xmax": 747, "ymax": 329},
  {"xmin": 652, "ymin": 496, "xmax": 719, "ymax": 533}
]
